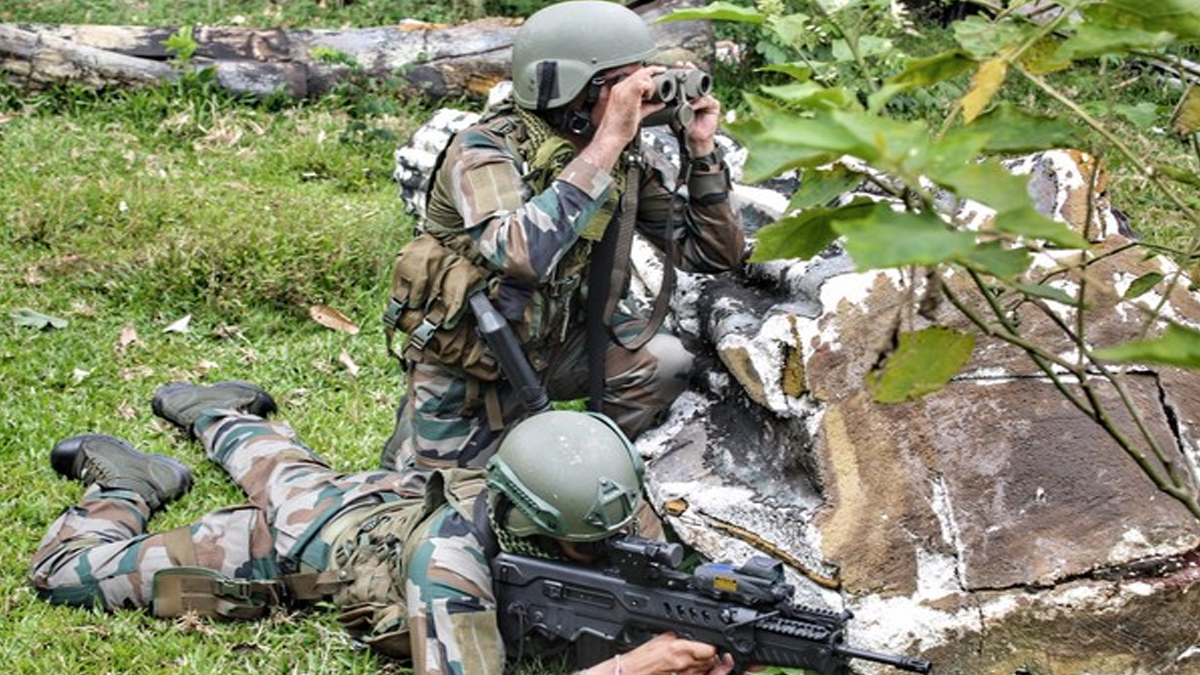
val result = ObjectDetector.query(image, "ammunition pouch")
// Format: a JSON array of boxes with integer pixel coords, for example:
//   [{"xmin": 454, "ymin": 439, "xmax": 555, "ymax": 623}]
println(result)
[
  {"xmin": 384, "ymin": 233, "xmax": 499, "ymax": 381},
  {"xmin": 151, "ymin": 566, "xmax": 347, "ymax": 621},
  {"xmin": 151, "ymin": 567, "xmax": 284, "ymax": 620}
]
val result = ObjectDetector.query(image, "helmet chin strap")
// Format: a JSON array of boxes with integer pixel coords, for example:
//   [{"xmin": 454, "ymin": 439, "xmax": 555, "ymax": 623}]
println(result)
[{"xmin": 546, "ymin": 75, "xmax": 605, "ymax": 140}]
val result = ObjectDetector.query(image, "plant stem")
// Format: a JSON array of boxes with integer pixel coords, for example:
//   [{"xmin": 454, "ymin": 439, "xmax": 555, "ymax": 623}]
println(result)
[{"xmin": 1019, "ymin": 68, "xmax": 1200, "ymax": 230}]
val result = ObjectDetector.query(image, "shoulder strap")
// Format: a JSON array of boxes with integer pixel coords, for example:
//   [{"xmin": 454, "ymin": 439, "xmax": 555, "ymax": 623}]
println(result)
[
  {"xmin": 585, "ymin": 160, "xmax": 676, "ymax": 411},
  {"xmin": 470, "ymin": 493, "xmax": 499, "ymax": 559}
]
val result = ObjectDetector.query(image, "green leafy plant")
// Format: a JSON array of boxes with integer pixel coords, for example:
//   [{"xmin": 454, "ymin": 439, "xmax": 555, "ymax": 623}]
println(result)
[
  {"xmin": 668, "ymin": 0, "xmax": 1200, "ymax": 518},
  {"xmin": 161, "ymin": 25, "xmax": 198, "ymax": 63}
]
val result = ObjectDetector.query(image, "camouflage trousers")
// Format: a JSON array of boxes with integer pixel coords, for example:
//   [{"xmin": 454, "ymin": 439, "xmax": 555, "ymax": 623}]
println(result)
[
  {"xmin": 29, "ymin": 412, "xmax": 417, "ymax": 611},
  {"xmin": 382, "ymin": 316, "xmax": 693, "ymax": 481}
]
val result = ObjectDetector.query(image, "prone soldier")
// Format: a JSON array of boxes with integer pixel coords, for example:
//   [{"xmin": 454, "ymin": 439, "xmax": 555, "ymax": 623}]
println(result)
[{"xmin": 30, "ymin": 381, "xmax": 734, "ymax": 675}]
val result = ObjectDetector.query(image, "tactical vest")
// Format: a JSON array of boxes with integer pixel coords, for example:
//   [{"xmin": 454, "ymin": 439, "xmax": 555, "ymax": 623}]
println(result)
[
  {"xmin": 383, "ymin": 107, "xmax": 619, "ymax": 380},
  {"xmin": 150, "ymin": 469, "xmax": 489, "ymax": 661}
]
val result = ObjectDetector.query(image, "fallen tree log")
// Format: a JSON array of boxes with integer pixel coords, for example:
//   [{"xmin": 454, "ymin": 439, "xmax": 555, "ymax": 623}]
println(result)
[{"xmin": 0, "ymin": 0, "xmax": 712, "ymax": 100}]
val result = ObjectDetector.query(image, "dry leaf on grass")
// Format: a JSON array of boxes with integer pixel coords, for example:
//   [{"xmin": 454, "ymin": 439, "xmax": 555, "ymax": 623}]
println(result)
[
  {"xmin": 22, "ymin": 266, "xmax": 46, "ymax": 286},
  {"xmin": 117, "ymin": 323, "xmax": 139, "ymax": 352},
  {"xmin": 163, "ymin": 315, "xmax": 192, "ymax": 334},
  {"xmin": 309, "ymin": 304, "xmax": 360, "ymax": 334},
  {"xmin": 338, "ymin": 350, "xmax": 360, "ymax": 377}
]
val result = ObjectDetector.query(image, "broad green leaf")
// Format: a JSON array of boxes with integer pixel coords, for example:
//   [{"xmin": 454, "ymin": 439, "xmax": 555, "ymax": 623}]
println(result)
[
  {"xmin": 1057, "ymin": 24, "xmax": 1175, "ymax": 60},
  {"xmin": 753, "ymin": 109, "xmax": 928, "ymax": 176},
  {"xmin": 932, "ymin": 161, "xmax": 1089, "ymax": 248},
  {"xmin": 1094, "ymin": 324, "xmax": 1200, "ymax": 368},
  {"xmin": 832, "ymin": 36, "xmax": 893, "ymax": 62},
  {"xmin": 925, "ymin": 130, "xmax": 991, "ymax": 177},
  {"xmin": 1123, "ymin": 272, "xmax": 1164, "ymax": 299},
  {"xmin": 869, "ymin": 50, "xmax": 974, "ymax": 112},
  {"xmin": 759, "ymin": 82, "xmax": 857, "ymax": 110},
  {"xmin": 834, "ymin": 206, "xmax": 978, "ymax": 269},
  {"xmin": 867, "ymin": 327, "xmax": 976, "ymax": 403},
  {"xmin": 756, "ymin": 110, "xmax": 875, "ymax": 158},
  {"xmin": 994, "ymin": 207, "xmax": 1089, "ymax": 249},
  {"xmin": 660, "ymin": 2, "xmax": 763, "ymax": 24},
  {"xmin": 857, "ymin": 35, "xmax": 895, "ymax": 59},
  {"xmin": 161, "ymin": 26, "xmax": 197, "ymax": 61},
  {"xmin": 953, "ymin": 15, "xmax": 1031, "ymax": 58},
  {"xmin": 11, "ymin": 307, "xmax": 68, "ymax": 330},
  {"xmin": 726, "ymin": 115, "xmax": 838, "ymax": 183},
  {"xmin": 749, "ymin": 202, "xmax": 878, "ymax": 262},
  {"xmin": 759, "ymin": 63, "xmax": 814, "ymax": 82},
  {"xmin": 1112, "ymin": 102, "xmax": 1161, "ymax": 129},
  {"xmin": 1019, "ymin": 35, "xmax": 1072, "ymax": 75},
  {"xmin": 959, "ymin": 103, "xmax": 1078, "ymax": 153},
  {"xmin": 1083, "ymin": 0, "xmax": 1200, "ymax": 42},
  {"xmin": 961, "ymin": 58, "xmax": 1008, "ymax": 123},
  {"xmin": 769, "ymin": 13, "xmax": 815, "ymax": 47},
  {"xmin": 1015, "ymin": 282, "xmax": 1082, "ymax": 307},
  {"xmin": 1171, "ymin": 85, "xmax": 1200, "ymax": 136},
  {"xmin": 958, "ymin": 241, "xmax": 1032, "ymax": 279},
  {"xmin": 789, "ymin": 166, "xmax": 865, "ymax": 211}
]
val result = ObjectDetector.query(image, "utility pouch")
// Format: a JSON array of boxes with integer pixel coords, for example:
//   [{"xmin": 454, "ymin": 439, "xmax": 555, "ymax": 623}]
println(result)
[
  {"xmin": 151, "ymin": 567, "xmax": 282, "ymax": 620},
  {"xmin": 384, "ymin": 233, "xmax": 499, "ymax": 381},
  {"xmin": 338, "ymin": 602, "xmax": 412, "ymax": 659}
]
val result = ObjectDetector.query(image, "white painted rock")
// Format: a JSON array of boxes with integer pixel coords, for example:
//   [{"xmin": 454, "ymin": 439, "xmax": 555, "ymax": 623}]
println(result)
[{"xmin": 394, "ymin": 108, "xmax": 1200, "ymax": 675}]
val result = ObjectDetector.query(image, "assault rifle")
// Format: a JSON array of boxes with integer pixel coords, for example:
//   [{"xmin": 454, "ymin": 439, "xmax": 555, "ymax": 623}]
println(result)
[{"xmin": 492, "ymin": 535, "xmax": 933, "ymax": 675}]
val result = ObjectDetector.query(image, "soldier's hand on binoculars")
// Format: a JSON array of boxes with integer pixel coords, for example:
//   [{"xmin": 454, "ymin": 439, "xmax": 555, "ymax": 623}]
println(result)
[
  {"xmin": 685, "ymin": 93, "xmax": 720, "ymax": 155},
  {"xmin": 599, "ymin": 65, "xmax": 668, "ymax": 143},
  {"xmin": 671, "ymin": 62, "xmax": 720, "ymax": 157}
]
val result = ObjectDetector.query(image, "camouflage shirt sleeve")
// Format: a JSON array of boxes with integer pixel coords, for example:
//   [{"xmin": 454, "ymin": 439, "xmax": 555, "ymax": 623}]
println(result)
[
  {"xmin": 434, "ymin": 126, "xmax": 615, "ymax": 284},
  {"xmin": 635, "ymin": 142, "xmax": 745, "ymax": 274},
  {"xmin": 405, "ymin": 508, "xmax": 505, "ymax": 675}
]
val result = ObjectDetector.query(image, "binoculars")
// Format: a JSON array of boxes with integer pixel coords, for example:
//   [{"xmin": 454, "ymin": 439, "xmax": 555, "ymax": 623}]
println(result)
[
  {"xmin": 648, "ymin": 68, "xmax": 712, "ymax": 105},
  {"xmin": 643, "ymin": 68, "xmax": 712, "ymax": 130}
]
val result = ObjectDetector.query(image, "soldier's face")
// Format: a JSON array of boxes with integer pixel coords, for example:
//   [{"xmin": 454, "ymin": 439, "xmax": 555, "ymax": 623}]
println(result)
[
  {"xmin": 556, "ymin": 539, "xmax": 602, "ymax": 564},
  {"xmin": 589, "ymin": 63, "xmax": 645, "ymax": 126}
]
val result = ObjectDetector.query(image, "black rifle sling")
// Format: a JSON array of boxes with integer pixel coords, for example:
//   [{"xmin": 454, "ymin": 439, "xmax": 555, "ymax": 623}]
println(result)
[{"xmin": 586, "ymin": 160, "xmax": 676, "ymax": 411}]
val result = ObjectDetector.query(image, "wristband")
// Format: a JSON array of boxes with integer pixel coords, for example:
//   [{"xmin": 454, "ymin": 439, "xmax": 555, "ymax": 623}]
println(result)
[{"xmin": 688, "ymin": 147, "xmax": 724, "ymax": 173}]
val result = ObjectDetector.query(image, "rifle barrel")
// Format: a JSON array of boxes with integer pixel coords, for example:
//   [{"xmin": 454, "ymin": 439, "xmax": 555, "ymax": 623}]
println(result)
[{"xmin": 834, "ymin": 644, "xmax": 932, "ymax": 674}]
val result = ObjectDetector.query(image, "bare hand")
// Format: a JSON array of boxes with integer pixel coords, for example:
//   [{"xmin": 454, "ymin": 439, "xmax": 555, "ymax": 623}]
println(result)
[
  {"xmin": 674, "ymin": 62, "xmax": 720, "ymax": 157},
  {"xmin": 595, "ymin": 65, "xmax": 668, "ymax": 146},
  {"xmin": 600, "ymin": 633, "xmax": 737, "ymax": 675}
]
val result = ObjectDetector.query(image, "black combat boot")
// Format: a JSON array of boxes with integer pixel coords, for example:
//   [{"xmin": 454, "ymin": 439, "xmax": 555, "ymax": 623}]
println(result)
[
  {"xmin": 50, "ymin": 434, "xmax": 193, "ymax": 511},
  {"xmin": 151, "ymin": 380, "xmax": 277, "ymax": 436}
]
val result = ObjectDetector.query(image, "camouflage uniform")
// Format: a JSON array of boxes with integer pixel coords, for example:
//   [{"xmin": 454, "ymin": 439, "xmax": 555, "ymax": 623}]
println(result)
[
  {"xmin": 30, "ymin": 411, "xmax": 508, "ymax": 675},
  {"xmin": 385, "ymin": 108, "xmax": 744, "ymax": 480}
]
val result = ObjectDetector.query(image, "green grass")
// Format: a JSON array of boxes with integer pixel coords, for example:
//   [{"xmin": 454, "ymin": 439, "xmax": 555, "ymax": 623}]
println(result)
[
  {"xmin": 1, "ymin": 2, "xmax": 1197, "ymax": 674},
  {"xmin": 0, "ymin": 72, "xmax": 424, "ymax": 675}
]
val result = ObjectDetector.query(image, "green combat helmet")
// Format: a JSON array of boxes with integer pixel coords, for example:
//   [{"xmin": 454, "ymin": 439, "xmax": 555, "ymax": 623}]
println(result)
[
  {"xmin": 511, "ymin": 0, "xmax": 657, "ymax": 112},
  {"xmin": 487, "ymin": 410, "xmax": 644, "ymax": 542}
]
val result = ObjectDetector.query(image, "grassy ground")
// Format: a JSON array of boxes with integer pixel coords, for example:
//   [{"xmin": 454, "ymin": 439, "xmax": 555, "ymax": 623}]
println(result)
[
  {"xmin": 1, "ymin": 2, "xmax": 1196, "ymax": 674},
  {"xmin": 0, "ymin": 2, "xmax": 450, "ymax": 670},
  {"xmin": 0, "ymin": 86, "xmax": 424, "ymax": 674}
]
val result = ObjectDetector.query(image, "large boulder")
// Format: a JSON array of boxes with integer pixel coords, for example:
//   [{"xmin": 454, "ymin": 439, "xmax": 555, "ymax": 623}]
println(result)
[{"xmin": 394, "ymin": 109, "xmax": 1200, "ymax": 674}]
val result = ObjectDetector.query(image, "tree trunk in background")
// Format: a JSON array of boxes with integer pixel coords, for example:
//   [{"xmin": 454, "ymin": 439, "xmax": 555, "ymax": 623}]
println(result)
[{"xmin": 0, "ymin": 0, "xmax": 712, "ymax": 100}]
